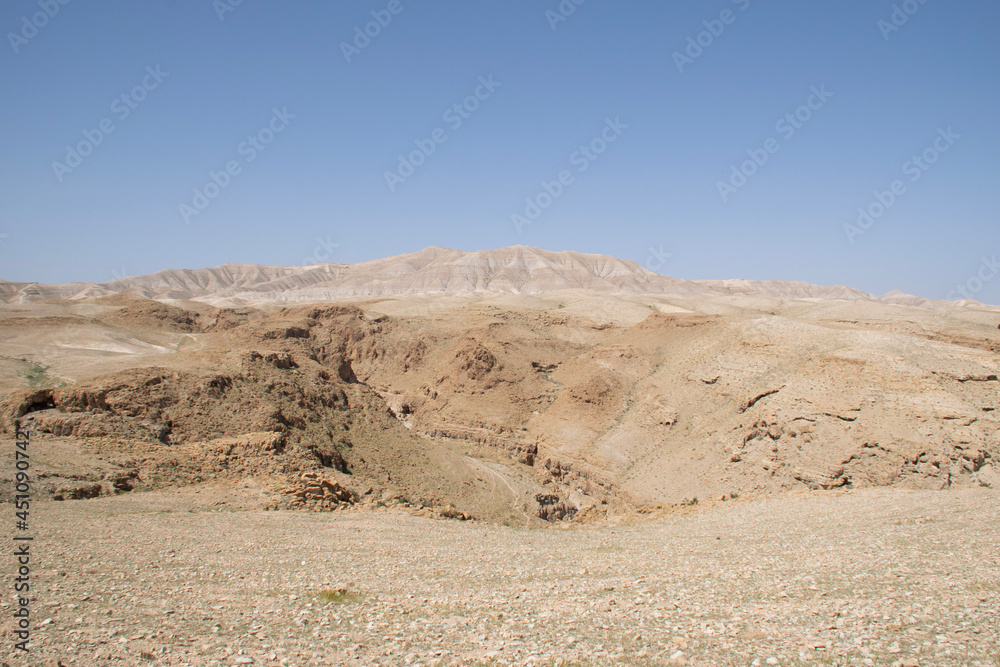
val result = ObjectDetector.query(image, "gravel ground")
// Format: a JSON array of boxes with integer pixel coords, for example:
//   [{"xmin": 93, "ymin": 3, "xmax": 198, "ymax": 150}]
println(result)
[{"xmin": 2, "ymin": 487, "xmax": 998, "ymax": 667}]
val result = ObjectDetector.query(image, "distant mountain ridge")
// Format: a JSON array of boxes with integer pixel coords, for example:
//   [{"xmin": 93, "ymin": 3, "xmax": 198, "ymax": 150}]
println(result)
[{"xmin": 0, "ymin": 245, "xmax": 969, "ymax": 307}]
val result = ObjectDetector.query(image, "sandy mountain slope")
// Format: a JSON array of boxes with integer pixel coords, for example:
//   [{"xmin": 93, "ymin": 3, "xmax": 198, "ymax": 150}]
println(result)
[{"xmin": 4, "ymin": 245, "xmax": 972, "ymax": 308}]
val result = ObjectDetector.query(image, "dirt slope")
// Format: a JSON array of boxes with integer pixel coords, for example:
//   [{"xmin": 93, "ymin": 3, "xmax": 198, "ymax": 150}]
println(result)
[
  {"xmin": 4, "ymin": 246, "xmax": 971, "ymax": 307},
  {"xmin": 2, "ymin": 290, "xmax": 997, "ymax": 524}
]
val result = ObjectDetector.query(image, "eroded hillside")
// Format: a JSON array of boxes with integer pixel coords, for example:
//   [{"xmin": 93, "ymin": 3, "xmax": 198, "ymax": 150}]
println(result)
[{"xmin": 1, "ymin": 292, "xmax": 998, "ymax": 524}]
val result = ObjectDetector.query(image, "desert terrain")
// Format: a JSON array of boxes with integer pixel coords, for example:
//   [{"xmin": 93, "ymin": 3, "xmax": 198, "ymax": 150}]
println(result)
[
  {"xmin": 1, "ymin": 246, "xmax": 998, "ymax": 665},
  {"xmin": 2, "ymin": 483, "xmax": 998, "ymax": 666}
]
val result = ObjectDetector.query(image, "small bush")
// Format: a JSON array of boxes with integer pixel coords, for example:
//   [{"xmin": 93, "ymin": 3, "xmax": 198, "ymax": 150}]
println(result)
[{"xmin": 318, "ymin": 588, "xmax": 360, "ymax": 604}]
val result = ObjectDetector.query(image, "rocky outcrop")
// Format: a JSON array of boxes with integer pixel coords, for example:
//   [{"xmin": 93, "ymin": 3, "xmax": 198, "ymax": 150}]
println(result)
[
  {"xmin": 535, "ymin": 493, "xmax": 577, "ymax": 521},
  {"xmin": 273, "ymin": 472, "xmax": 354, "ymax": 510}
]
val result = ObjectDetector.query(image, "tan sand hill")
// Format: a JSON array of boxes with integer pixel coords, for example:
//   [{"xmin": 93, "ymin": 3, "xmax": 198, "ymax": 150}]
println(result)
[{"xmin": 5, "ymin": 245, "xmax": 981, "ymax": 308}]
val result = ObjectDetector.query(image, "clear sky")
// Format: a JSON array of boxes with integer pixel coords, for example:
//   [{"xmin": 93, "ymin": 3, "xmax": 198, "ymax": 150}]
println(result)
[{"xmin": 1, "ymin": 0, "xmax": 998, "ymax": 302}]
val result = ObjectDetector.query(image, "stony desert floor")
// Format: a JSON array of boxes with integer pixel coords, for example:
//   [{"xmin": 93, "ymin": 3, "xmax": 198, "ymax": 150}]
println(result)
[{"xmin": 2, "ymin": 486, "xmax": 997, "ymax": 667}]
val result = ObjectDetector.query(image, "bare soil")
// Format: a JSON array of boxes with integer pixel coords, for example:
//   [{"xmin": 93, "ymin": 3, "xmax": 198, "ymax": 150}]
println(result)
[{"xmin": 0, "ymin": 486, "xmax": 996, "ymax": 666}]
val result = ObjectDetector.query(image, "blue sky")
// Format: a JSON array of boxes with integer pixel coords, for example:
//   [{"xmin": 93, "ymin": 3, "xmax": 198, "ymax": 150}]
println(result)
[{"xmin": 1, "ymin": 0, "xmax": 997, "ymax": 303}]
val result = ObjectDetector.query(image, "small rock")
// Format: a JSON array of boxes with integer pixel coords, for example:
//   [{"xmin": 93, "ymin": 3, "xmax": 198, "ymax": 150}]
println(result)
[{"xmin": 667, "ymin": 651, "xmax": 687, "ymax": 666}]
